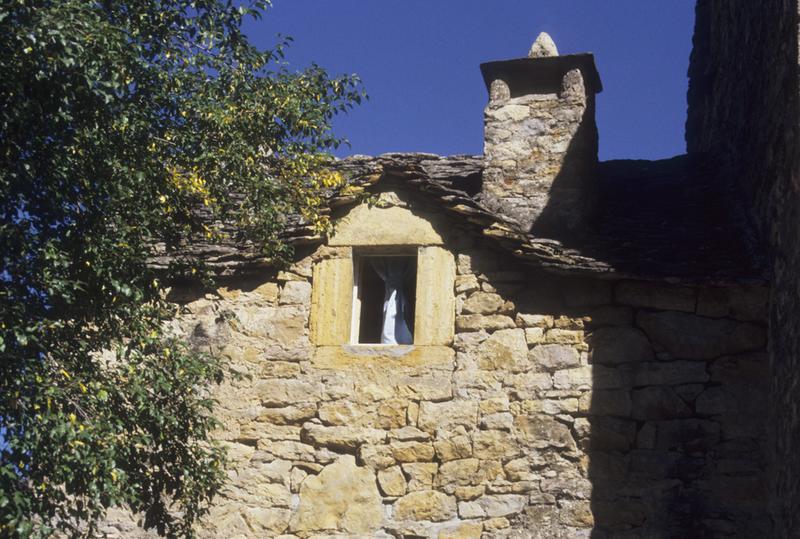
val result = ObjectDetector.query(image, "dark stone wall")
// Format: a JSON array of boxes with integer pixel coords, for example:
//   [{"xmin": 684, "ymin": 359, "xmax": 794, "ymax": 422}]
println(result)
[{"xmin": 686, "ymin": 1, "xmax": 800, "ymax": 536}]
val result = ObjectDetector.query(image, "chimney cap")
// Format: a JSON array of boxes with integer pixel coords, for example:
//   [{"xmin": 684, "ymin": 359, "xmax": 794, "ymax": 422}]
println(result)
[
  {"xmin": 480, "ymin": 53, "xmax": 603, "ymax": 96},
  {"xmin": 529, "ymin": 32, "xmax": 559, "ymax": 58}
]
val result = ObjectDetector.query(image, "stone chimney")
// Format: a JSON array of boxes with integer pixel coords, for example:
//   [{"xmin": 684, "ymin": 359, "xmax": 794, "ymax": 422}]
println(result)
[{"xmin": 480, "ymin": 33, "xmax": 603, "ymax": 234}]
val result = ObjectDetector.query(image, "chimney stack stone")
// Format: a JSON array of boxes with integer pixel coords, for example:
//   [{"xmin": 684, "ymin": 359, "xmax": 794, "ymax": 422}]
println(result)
[{"xmin": 480, "ymin": 35, "xmax": 602, "ymax": 234}]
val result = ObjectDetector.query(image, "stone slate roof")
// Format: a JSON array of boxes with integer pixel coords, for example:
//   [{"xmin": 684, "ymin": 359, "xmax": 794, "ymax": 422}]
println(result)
[
  {"xmin": 480, "ymin": 54, "xmax": 603, "ymax": 94},
  {"xmin": 588, "ymin": 157, "xmax": 765, "ymax": 283},
  {"xmin": 154, "ymin": 153, "xmax": 767, "ymax": 284}
]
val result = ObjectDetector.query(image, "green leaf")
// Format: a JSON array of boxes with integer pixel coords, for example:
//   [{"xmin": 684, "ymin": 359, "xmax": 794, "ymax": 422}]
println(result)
[{"xmin": 1, "ymin": 0, "xmax": 362, "ymax": 536}]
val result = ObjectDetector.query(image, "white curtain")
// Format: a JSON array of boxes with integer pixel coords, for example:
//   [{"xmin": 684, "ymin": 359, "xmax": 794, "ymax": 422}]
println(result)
[{"xmin": 370, "ymin": 258, "xmax": 413, "ymax": 345}]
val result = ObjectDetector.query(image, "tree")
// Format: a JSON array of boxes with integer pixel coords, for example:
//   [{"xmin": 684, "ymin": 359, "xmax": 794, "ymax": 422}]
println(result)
[{"xmin": 0, "ymin": 1, "xmax": 363, "ymax": 536}]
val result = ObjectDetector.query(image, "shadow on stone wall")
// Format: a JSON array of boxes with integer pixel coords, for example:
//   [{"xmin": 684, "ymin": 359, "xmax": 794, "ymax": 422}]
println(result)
[
  {"xmin": 580, "ymin": 282, "xmax": 770, "ymax": 538},
  {"xmin": 500, "ymin": 272, "xmax": 770, "ymax": 538}
]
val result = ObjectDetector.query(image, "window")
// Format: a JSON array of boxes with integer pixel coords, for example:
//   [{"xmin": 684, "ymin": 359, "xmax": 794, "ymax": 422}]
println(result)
[
  {"xmin": 351, "ymin": 254, "xmax": 417, "ymax": 345},
  {"xmin": 308, "ymin": 198, "xmax": 456, "ymax": 348}
]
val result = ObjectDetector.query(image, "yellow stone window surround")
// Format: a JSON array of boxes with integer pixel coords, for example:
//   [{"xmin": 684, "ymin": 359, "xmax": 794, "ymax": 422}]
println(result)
[{"xmin": 309, "ymin": 195, "xmax": 455, "ymax": 362}]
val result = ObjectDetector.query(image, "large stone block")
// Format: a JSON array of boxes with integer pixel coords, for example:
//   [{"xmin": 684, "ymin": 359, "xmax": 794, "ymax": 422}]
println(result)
[
  {"xmin": 590, "ymin": 498, "xmax": 648, "ymax": 528},
  {"xmin": 589, "ymin": 327, "xmax": 655, "ymax": 365},
  {"xmin": 415, "ymin": 246, "xmax": 456, "ymax": 345},
  {"xmin": 695, "ymin": 387, "xmax": 732, "ymax": 416},
  {"xmin": 631, "ymin": 387, "xmax": 692, "ymax": 420},
  {"xmin": 562, "ymin": 279, "xmax": 613, "ymax": 307},
  {"xmin": 578, "ymin": 390, "xmax": 632, "ymax": 417},
  {"xmin": 358, "ymin": 444, "xmax": 397, "ymax": 470},
  {"xmin": 396, "ymin": 373, "xmax": 455, "ymax": 401},
  {"xmin": 390, "ymin": 426, "xmax": 430, "ymax": 442},
  {"xmin": 456, "ymin": 314, "xmax": 516, "ymax": 332},
  {"xmin": 544, "ymin": 328, "xmax": 585, "ymax": 344},
  {"xmin": 557, "ymin": 499, "xmax": 594, "ymax": 528},
  {"xmin": 696, "ymin": 285, "xmax": 768, "ymax": 321},
  {"xmin": 477, "ymin": 328, "xmax": 529, "ymax": 372},
  {"xmin": 235, "ymin": 305, "xmax": 307, "ymax": 346},
  {"xmin": 289, "ymin": 455, "xmax": 382, "ymax": 534},
  {"xmin": 507, "ymin": 372, "xmax": 554, "ymax": 399},
  {"xmin": 436, "ymin": 458, "xmax": 480, "ymax": 487},
  {"xmin": 256, "ymin": 379, "xmax": 322, "ymax": 407},
  {"xmin": 472, "ymin": 429, "xmax": 523, "ymax": 460},
  {"xmin": 654, "ymin": 419, "xmax": 721, "ymax": 452},
  {"xmin": 438, "ymin": 522, "xmax": 483, "ymax": 539},
  {"xmin": 279, "ymin": 280, "xmax": 312, "ymax": 306},
  {"xmin": 329, "ymin": 200, "xmax": 444, "ymax": 247},
  {"xmin": 541, "ymin": 474, "xmax": 593, "ymax": 500},
  {"xmin": 583, "ymin": 305, "xmax": 635, "ymax": 327},
  {"xmin": 393, "ymin": 490, "xmax": 457, "ymax": 522},
  {"xmin": 530, "ymin": 344, "xmax": 580, "ymax": 371},
  {"xmin": 710, "ymin": 352, "xmax": 768, "ymax": 387},
  {"xmin": 300, "ymin": 423, "xmax": 386, "ymax": 450},
  {"xmin": 516, "ymin": 313, "xmax": 555, "ymax": 328},
  {"xmin": 580, "ymin": 416, "xmax": 637, "ymax": 452},
  {"xmin": 462, "ymin": 291, "xmax": 505, "ymax": 315},
  {"xmin": 616, "ymin": 281, "xmax": 696, "ymax": 312},
  {"xmin": 258, "ymin": 403, "xmax": 317, "ymax": 425},
  {"xmin": 553, "ymin": 365, "xmax": 625, "ymax": 390},
  {"xmin": 243, "ymin": 507, "xmax": 292, "ymax": 535},
  {"xmin": 386, "ymin": 441, "xmax": 434, "ymax": 463},
  {"xmin": 476, "ymin": 494, "xmax": 527, "ymax": 518},
  {"xmin": 403, "ymin": 462, "xmax": 438, "ymax": 491},
  {"xmin": 376, "ymin": 398, "xmax": 409, "ymax": 429},
  {"xmin": 481, "ymin": 411, "xmax": 514, "ymax": 430},
  {"xmin": 456, "ymin": 274, "xmax": 480, "ymax": 295},
  {"xmin": 514, "ymin": 415, "xmax": 576, "ymax": 451},
  {"xmin": 309, "ymin": 255, "xmax": 353, "ymax": 345},
  {"xmin": 434, "ymin": 434, "xmax": 473, "ymax": 462},
  {"xmin": 317, "ymin": 401, "xmax": 364, "ymax": 426},
  {"xmin": 378, "ymin": 466, "xmax": 407, "ymax": 497},
  {"xmin": 254, "ymin": 281, "xmax": 280, "ymax": 302},
  {"xmin": 622, "ymin": 360, "xmax": 709, "ymax": 386},
  {"xmin": 258, "ymin": 440, "xmax": 316, "ymax": 462},
  {"xmin": 418, "ymin": 400, "xmax": 479, "ymax": 433},
  {"xmin": 312, "ymin": 345, "xmax": 455, "ymax": 371},
  {"xmin": 637, "ymin": 311, "xmax": 766, "ymax": 360}
]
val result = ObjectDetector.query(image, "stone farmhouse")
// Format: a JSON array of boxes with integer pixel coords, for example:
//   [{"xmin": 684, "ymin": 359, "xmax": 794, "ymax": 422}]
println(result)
[{"xmin": 108, "ymin": 2, "xmax": 800, "ymax": 538}]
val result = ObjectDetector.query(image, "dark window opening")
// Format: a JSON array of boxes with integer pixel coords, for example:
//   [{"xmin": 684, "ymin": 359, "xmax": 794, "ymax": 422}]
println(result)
[{"xmin": 356, "ymin": 255, "xmax": 416, "ymax": 344}]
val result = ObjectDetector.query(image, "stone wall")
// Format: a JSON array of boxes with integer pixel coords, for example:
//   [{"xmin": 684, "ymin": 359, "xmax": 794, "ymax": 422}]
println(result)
[
  {"xmin": 686, "ymin": 1, "xmax": 800, "ymax": 534},
  {"xmin": 103, "ymin": 193, "xmax": 769, "ymax": 538}
]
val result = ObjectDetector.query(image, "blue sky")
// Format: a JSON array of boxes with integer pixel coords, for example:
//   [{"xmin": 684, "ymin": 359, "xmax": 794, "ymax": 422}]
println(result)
[{"xmin": 244, "ymin": 1, "xmax": 696, "ymax": 161}]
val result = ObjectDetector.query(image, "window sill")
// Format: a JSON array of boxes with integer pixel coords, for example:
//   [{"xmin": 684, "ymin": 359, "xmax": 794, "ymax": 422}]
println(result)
[
  {"xmin": 312, "ymin": 345, "xmax": 454, "ymax": 370},
  {"xmin": 344, "ymin": 344, "xmax": 416, "ymax": 356}
]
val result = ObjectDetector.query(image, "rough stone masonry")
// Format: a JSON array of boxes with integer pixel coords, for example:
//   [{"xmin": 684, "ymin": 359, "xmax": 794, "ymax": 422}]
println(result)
[
  {"xmin": 104, "ymin": 188, "xmax": 770, "ymax": 538},
  {"xmin": 100, "ymin": 22, "xmax": 788, "ymax": 539}
]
